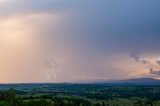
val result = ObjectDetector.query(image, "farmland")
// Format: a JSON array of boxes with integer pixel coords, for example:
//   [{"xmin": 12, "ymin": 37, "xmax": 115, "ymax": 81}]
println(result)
[{"xmin": 0, "ymin": 84, "xmax": 160, "ymax": 106}]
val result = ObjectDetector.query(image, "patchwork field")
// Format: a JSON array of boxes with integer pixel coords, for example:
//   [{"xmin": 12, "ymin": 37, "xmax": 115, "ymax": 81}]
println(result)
[{"xmin": 0, "ymin": 84, "xmax": 160, "ymax": 106}]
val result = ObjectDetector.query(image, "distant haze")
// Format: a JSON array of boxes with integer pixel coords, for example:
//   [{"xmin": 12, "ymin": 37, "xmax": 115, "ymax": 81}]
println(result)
[{"xmin": 0, "ymin": 0, "xmax": 160, "ymax": 83}]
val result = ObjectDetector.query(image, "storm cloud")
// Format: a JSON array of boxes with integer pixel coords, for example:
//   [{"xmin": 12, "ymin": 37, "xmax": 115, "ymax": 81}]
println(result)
[
  {"xmin": 130, "ymin": 52, "xmax": 160, "ymax": 77},
  {"xmin": 0, "ymin": 0, "xmax": 160, "ymax": 83}
]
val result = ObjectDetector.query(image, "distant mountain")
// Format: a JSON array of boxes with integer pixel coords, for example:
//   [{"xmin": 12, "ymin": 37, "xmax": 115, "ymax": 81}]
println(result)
[
  {"xmin": 112, "ymin": 78, "xmax": 160, "ymax": 85},
  {"xmin": 76, "ymin": 78, "xmax": 160, "ymax": 85}
]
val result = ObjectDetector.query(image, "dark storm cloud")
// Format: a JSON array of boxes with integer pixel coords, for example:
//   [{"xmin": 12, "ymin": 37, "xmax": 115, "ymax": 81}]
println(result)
[
  {"xmin": 0, "ymin": 0, "xmax": 160, "ymax": 82},
  {"xmin": 1, "ymin": 0, "xmax": 160, "ymax": 53},
  {"xmin": 130, "ymin": 52, "xmax": 160, "ymax": 77},
  {"xmin": 156, "ymin": 60, "xmax": 160, "ymax": 65},
  {"xmin": 41, "ymin": 0, "xmax": 160, "ymax": 55},
  {"xmin": 150, "ymin": 69, "xmax": 160, "ymax": 76}
]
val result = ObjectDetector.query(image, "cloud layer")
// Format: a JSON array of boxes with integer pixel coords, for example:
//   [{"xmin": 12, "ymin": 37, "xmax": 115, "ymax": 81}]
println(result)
[{"xmin": 0, "ymin": 0, "xmax": 160, "ymax": 83}]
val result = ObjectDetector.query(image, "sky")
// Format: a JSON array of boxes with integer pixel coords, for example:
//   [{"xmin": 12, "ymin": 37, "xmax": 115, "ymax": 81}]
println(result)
[{"xmin": 0, "ymin": 0, "xmax": 160, "ymax": 83}]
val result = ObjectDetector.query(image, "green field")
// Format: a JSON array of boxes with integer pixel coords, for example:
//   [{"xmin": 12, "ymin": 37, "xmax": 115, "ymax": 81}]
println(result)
[{"xmin": 0, "ymin": 84, "xmax": 160, "ymax": 106}]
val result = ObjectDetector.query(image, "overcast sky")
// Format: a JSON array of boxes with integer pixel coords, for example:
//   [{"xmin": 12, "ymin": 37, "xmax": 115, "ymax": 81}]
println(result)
[{"xmin": 0, "ymin": 0, "xmax": 160, "ymax": 83}]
